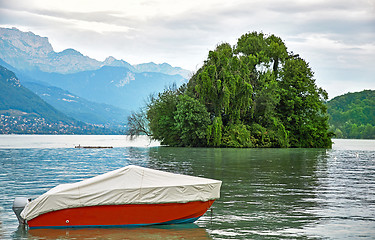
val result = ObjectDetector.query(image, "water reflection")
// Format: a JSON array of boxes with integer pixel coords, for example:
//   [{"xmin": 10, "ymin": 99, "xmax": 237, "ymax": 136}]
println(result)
[{"xmin": 13, "ymin": 224, "xmax": 211, "ymax": 240}]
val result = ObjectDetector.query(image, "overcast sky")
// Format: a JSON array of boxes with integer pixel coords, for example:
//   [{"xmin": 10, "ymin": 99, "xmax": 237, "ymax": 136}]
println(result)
[{"xmin": 0, "ymin": 0, "xmax": 374, "ymax": 98}]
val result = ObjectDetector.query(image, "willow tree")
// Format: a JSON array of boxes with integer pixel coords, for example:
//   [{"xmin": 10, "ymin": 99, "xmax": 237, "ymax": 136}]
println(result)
[
  {"xmin": 187, "ymin": 32, "xmax": 290, "ymax": 147},
  {"xmin": 128, "ymin": 31, "xmax": 333, "ymax": 148},
  {"xmin": 234, "ymin": 32, "xmax": 290, "ymax": 147},
  {"xmin": 188, "ymin": 43, "xmax": 253, "ymax": 146}
]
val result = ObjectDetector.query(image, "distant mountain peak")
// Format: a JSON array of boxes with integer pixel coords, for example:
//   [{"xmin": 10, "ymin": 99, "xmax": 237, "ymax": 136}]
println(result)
[
  {"xmin": 134, "ymin": 62, "xmax": 190, "ymax": 78},
  {"xmin": 0, "ymin": 27, "xmax": 53, "ymax": 57},
  {"xmin": 0, "ymin": 27, "xmax": 100, "ymax": 73},
  {"xmin": 59, "ymin": 48, "xmax": 84, "ymax": 56},
  {"xmin": 102, "ymin": 56, "xmax": 134, "ymax": 70},
  {"xmin": 161, "ymin": 62, "xmax": 172, "ymax": 67},
  {"xmin": 104, "ymin": 56, "xmax": 117, "ymax": 63}
]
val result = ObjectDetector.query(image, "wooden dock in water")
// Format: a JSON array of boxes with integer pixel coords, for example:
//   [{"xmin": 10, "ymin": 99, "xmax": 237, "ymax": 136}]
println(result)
[{"xmin": 75, "ymin": 145, "xmax": 113, "ymax": 149}]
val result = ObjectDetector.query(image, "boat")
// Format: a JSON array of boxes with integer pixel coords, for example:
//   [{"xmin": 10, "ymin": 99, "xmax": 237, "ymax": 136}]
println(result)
[{"xmin": 12, "ymin": 165, "xmax": 222, "ymax": 229}]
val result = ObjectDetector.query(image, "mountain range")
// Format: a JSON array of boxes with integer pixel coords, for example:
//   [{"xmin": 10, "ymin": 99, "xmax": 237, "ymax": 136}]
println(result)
[
  {"xmin": 0, "ymin": 27, "xmax": 190, "ymax": 78},
  {"xmin": 0, "ymin": 27, "xmax": 190, "ymax": 132},
  {"xmin": 22, "ymin": 81, "xmax": 129, "ymax": 126},
  {"xmin": 20, "ymin": 66, "xmax": 185, "ymax": 110}
]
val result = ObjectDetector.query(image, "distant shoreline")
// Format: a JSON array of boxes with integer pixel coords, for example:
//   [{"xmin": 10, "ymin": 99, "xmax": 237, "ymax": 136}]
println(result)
[
  {"xmin": 0, "ymin": 135, "xmax": 160, "ymax": 149},
  {"xmin": 0, "ymin": 135, "xmax": 373, "ymax": 151}
]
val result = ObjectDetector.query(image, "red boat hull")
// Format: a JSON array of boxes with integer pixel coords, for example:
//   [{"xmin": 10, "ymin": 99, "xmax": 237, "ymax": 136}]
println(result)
[{"xmin": 27, "ymin": 200, "xmax": 215, "ymax": 229}]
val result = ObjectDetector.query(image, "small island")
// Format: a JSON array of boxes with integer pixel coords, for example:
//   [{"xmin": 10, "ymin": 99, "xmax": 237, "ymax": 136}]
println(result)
[{"xmin": 128, "ymin": 31, "xmax": 334, "ymax": 148}]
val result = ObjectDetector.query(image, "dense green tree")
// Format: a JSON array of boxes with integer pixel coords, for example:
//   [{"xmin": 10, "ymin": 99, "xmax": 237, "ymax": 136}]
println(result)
[
  {"xmin": 174, "ymin": 95, "xmax": 210, "ymax": 146},
  {"xmin": 235, "ymin": 32, "xmax": 288, "ymax": 77},
  {"xmin": 234, "ymin": 32, "xmax": 290, "ymax": 147},
  {"xmin": 146, "ymin": 86, "xmax": 180, "ymax": 146},
  {"xmin": 222, "ymin": 123, "xmax": 253, "ymax": 148},
  {"xmin": 128, "ymin": 31, "xmax": 334, "ymax": 148},
  {"xmin": 278, "ymin": 56, "xmax": 332, "ymax": 147}
]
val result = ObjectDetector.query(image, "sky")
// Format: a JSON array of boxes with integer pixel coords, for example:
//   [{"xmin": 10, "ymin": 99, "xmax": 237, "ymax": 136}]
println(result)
[{"xmin": 0, "ymin": 0, "xmax": 374, "ymax": 99}]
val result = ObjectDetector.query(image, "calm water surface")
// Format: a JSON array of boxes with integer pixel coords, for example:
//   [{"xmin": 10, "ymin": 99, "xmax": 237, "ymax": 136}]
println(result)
[{"xmin": 0, "ymin": 136, "xmax": 374, "ymax": 239}]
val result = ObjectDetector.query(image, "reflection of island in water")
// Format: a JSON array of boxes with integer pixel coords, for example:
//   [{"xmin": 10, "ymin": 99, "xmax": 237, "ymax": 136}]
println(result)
[{"xmin": 19, "ymin": 224, "xmax": 211, "ymax": 240}]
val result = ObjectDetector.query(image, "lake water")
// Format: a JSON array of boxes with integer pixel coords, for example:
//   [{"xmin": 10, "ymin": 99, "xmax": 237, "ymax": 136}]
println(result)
[{"xmin": 0, "ymin": 136, "xmax": 374, "ymax": 239}]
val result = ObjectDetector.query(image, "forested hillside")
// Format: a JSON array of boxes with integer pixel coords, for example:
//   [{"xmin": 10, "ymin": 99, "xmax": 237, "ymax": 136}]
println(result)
[
  {"xmin": 327, "ymin": 90, "xmax": 375, "ymax": 139},
  {"xmin": 0, "ymin": 65, "xmax": 74, "ymax": 124},
  {"xmin": 0, "ymin": 65, "xmax": 114, "ymax": 134}
]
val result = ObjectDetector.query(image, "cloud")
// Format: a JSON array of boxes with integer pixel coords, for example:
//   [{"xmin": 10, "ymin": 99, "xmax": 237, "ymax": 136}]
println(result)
[
  {"xmin": 0, "ymin": 0, "xmax": 374, "ymax": 98},
  {"xmin": 0, "ymin": 3, "xmax": 135, "ymax": 34}
]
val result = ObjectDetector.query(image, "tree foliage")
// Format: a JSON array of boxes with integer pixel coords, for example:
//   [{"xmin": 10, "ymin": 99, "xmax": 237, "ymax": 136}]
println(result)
[
  {"xmin": 128, "ymin": 31, "xmax": 333, "ymax": 148},
  {"xmin": 174, "ymin": 95, "xmax": 210, "ymax": 146},
  {"xmin": 146, "ymin": 86, "xmax": 180, "ymax": 146},
  {"xmin": 277, "ymin": 56, "xmax": 333, "ymax": 147},
  {"xmin": 191, "ymin": 43, "xmax": 253, "ymax": 124}
]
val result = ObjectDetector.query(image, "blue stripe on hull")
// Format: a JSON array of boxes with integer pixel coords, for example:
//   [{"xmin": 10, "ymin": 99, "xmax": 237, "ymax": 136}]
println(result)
[{"xmin": 28, "ymin": 217, "xmax": 200, "ymax": 229}]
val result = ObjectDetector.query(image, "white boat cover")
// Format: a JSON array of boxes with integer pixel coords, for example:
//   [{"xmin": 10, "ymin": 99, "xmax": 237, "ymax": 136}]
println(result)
[{"xmin": 21, "ymin": 165, "xmax": 222, "ymax": 221}]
